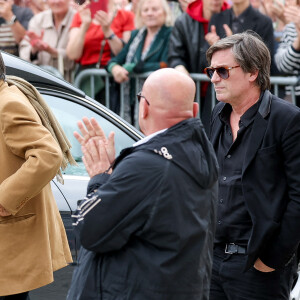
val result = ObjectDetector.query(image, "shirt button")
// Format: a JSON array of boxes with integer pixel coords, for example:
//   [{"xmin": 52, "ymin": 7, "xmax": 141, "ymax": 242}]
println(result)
[
  {"xmin": 227, "ymin": 154, "xmax": 231, "ymax": 159},
  {"xmin": 220, "ymin": 199, "xmax": 224, "ymax": 204},
  {"xmin": 223, "ymin": 176, "xmax": 227, "ymax": 181},
  {"xmin": 218, "ymin": 220, "xmax": 222, "ymax": 225}
]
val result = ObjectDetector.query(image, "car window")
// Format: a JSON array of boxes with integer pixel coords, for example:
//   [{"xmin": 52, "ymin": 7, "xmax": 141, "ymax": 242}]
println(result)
[{"xmin": 43, "ymin": 94, "xmax": 136, "ymax": 176}]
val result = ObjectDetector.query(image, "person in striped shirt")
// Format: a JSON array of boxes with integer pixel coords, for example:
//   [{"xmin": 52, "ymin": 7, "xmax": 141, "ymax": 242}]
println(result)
[
  {"xmin": 0, "ymin": 0, "xmax": 33, "ymax": 56},
  {"xmin": 275, "ymin": 1, "xmax": 300, "ymax": 106}
]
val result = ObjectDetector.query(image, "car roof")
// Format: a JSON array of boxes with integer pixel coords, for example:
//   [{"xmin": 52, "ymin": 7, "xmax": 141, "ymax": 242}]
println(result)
[{"xmin": 2, "ymin": 51, "xmax": 85, "ymax": 98}]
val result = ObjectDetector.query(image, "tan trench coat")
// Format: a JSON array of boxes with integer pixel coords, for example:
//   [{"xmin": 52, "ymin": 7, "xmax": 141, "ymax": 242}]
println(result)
[{"xmin": 0, "ymin": 81, "xmax": 72, "ymax": 296}]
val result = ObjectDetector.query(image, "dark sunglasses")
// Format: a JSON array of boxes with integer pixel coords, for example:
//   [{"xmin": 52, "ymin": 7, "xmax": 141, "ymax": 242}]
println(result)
[
  {"xmin": 204, "ymin": 65, "xmax": 240, "ymax": 80},
  {"xmin": 137, "ymin": 92, "xmax": 150, "ymax": 106}
]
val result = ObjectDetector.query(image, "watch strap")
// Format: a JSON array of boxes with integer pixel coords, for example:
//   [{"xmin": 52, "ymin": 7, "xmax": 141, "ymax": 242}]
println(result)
[
  {"xmin": 105, "ymin": 33, "xmax": 115, "ymax": 40},
  {"xmin": 6, "ymin": 15, "xmax": 17, "ymax": 25}
]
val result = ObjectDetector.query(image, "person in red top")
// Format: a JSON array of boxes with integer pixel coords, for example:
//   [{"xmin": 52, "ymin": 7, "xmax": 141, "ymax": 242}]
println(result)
[{"xmin": 66, "ymin": 0, "xmax": 135, "ymax": 103}]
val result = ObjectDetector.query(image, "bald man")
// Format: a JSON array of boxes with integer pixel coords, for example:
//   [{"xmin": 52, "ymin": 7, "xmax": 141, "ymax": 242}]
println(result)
[{"xmin": 67, "ymin": 68, "xmax": 218, "ymax": 300}]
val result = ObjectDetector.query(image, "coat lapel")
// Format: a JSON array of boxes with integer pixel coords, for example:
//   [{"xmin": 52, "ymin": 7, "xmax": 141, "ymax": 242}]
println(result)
[
  {"xmin": 144, "ymin": 26, "xmax": 166, "ymax": 61},
  {"xmin": 242, "ymin": 90, "xmax": 272, "ymax": 172},
  {"xmin": 241, "ymin": 6, "xmax": 256, "ymax": 32}
]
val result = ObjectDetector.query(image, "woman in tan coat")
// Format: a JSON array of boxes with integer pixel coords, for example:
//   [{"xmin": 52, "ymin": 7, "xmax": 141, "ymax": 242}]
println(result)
[{"xmin": 0, "ymin": 55, "xmax": 72, "ymax": 298}]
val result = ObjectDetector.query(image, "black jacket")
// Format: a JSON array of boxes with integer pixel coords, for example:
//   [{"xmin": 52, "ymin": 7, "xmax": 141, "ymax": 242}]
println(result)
[
  {"xmin": 209, "ymin": 6, "xmax": 274, "ymax": 53},
  {"xmin": 168, "ymin": 13, "xmax": 209, "ymax": 73},
  {"xmin": 72, "ymin": 118, "xmax": 218, "ymax": 299},
  {"xmin": 210, "ymin": 90, "xmax": 300, "ymax": 270}
]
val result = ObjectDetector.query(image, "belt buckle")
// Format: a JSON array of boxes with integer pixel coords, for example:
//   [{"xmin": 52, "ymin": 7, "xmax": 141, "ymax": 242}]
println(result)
[{"xmin": 225, "ymin": 243, "xmax": 238, "ymax": 254}]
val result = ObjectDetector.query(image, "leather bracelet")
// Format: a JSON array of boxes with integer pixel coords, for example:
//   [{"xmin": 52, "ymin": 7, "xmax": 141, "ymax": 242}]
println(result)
[{"xmin": 105, "ymin": 33, "xmax": 115, "ymax": 40}]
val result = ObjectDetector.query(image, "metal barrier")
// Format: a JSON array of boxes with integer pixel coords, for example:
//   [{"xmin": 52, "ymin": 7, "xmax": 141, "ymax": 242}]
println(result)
[{"xmin": 74, "ymin": 68, "xmax": 299, "ymax": 122}]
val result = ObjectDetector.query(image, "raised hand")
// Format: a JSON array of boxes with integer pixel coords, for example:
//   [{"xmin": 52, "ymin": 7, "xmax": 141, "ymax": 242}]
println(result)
[
  {"xmin": 223, "ymin": 24, "xmax": 233, "ymax": 37},
  {"xmin": 82, "ymin": 139, "xmax": 112, "ymax": 177},
  {"xmin": 78, "ymin": 1, "xmax": 92, "ymax": 28},
  {"xmin": 94, "ymin": 10, "xmax": 114, "ymax": 36},
  {"xmin": 205, "ymin": 25, "xmax": 220, "ymax": 46},
  {"xmin": 74, "ymin": 117, "xmax": 115, "ymax": 165}
]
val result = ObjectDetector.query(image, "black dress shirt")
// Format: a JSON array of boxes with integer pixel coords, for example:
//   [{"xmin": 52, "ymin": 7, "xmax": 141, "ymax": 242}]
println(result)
[
  {"xmin": 231, "ymin": 5, "xmax": 251, "ymax": 34},
  {"xmin": 215, "ymin": 99, "xmax": 261, "ymax": 246}
]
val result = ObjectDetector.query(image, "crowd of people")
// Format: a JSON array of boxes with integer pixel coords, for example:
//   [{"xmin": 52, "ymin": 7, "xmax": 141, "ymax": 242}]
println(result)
[
  {"xmin": 2, "ymin": 0, "xmax": 300, "ymax": 124},
  {"xmin": 1, "ymin": 1, "xmax": 300, "ymax": 300}
]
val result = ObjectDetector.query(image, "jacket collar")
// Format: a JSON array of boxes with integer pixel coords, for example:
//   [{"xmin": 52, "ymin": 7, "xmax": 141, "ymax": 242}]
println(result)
[
  {"xmin": 143, "ymin": 25, "xmax": 168, "ymax": 61},
  {"xmin": 187, "ymin": 0, "xmax": 230, "ymax": 23},
  {"xmin": 210, "ymin": 90, "xmax": 272, "ymax": 171},
  {"xmin": 42, "ymin": 8, "xmax": 74, "ymax": 30}
]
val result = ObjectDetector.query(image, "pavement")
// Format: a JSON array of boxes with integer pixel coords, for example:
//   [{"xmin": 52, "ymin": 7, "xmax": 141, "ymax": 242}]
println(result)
[{"xmin": 30, "ymin": 264, "xmax": 76, "ymax": 300}]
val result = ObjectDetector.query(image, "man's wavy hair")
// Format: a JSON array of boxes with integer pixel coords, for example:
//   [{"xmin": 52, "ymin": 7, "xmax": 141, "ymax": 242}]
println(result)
[
  {"xmin": 0, "ymin": 52, "xmax": 6, "ymax": 80},
  {"xmin": 206, "ymin": 30, "xmax": 271, "ymax": 91}
]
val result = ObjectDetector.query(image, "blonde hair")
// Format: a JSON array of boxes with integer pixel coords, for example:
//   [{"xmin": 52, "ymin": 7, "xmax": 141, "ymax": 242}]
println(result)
[{"xmin": 135, "ymin": 0, "xmax": 172, "ymax": 29}]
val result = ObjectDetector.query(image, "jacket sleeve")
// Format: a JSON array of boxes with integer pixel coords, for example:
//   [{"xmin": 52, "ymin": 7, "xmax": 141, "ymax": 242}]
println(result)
[
  {"xmin": 260, "ymin": 111, "xmax": 300, "ymax": 268},
  {"xmin": 77, "ymin": 152, "xmax": 165, "ymax": 254},
  {"xmin": 19, "ymin": 15, "xmax": 39, "ymax": 63},
  {"xmin": 0, "ymin": 89, "xmax": 62, "ymax": 214},
  {"xmin": 13, "ymin": 6, "xmax": 33, "ymax": 30},
  {"xmin": 256, "ymin": 16, "xmax": 274, "ymax": 61},
  {"xmin": 168, "ymin": 15, "xmax": 189, "ymax": 69},
  {"xmin": 275, "ymin": 24, "xmax": 300, "ymax": 74},
  {"xmin": 106, "ymin": 31, "xmax": 137, "ymax": 70}
]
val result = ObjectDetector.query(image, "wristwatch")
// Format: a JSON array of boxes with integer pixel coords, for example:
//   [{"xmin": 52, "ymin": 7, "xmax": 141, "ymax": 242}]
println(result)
[
  {"xmin": 105, "ymin": 33, "xmax": 115, "ymax": 40},
  {"xmin": 6, "ymin": 15, "xmax": 17, "ymax": 26}
]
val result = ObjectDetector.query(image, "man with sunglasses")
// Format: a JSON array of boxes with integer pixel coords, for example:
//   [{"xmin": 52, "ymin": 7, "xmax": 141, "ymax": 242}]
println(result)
[
  {"xmin": 206, "ymin": 31, "xmax": 300, "ymax": 299},
  {"xmin": 67, "ymin": 68, "xmax": 219, "ymax": 299}
]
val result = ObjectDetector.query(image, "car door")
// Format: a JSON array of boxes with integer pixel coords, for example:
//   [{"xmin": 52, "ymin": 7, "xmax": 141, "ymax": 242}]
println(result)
[{"xmin": 38, "ymin": 89, "xmax": 143, "ymax": 259}]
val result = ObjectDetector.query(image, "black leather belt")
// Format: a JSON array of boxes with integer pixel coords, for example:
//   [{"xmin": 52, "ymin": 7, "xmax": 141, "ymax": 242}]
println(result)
[{"xmin": 224, "ymin": 243, "xmax": 247, "ymax": 254}]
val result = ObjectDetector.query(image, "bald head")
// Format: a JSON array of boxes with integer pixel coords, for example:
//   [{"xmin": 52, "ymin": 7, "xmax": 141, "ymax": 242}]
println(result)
[{"xmin": 138, "ymin": 68, "xmax": 198, "ymax": 135}]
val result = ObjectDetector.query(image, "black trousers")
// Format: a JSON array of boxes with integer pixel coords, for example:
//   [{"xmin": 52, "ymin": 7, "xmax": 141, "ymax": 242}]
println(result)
[
  {"xmin": 210, "ymin": 246, "xmax": 297, "ymax": 300},
  {"xmin": 0, "ymin": 292, "xmax": 29, "ymax": 300}
]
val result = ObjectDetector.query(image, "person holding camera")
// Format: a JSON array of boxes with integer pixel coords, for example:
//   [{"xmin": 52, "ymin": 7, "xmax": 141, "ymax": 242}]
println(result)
[{"xmin": 66, "ymin": 0, "xmax": 135, "ymax": 102}]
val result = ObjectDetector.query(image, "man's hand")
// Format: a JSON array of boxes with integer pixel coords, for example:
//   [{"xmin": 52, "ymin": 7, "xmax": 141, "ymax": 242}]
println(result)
[
  {"xmin": 223, "ymin": 24, "xmax": 233, "ymax": 37},
  {"xmin": 205, "ymin": 25, "xmax": 220, "ymax": 46},
  {"xmin": 254, "ymin": 258, "xmax": 275, "ymax": 272},
  {"xmin": 174, "ymin": 65, "xmax": 190, "ymax": 76},
  {"xmin": 74, "ymin": 117, "xmax": 115, "ymax": 164},
  {"xmin": 82, "ymin": 139, "xmax": 111, "ymax": 177},
  {"xmin": 0, "ymin": 204, "xmax": 11, "ymax": 217}
]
